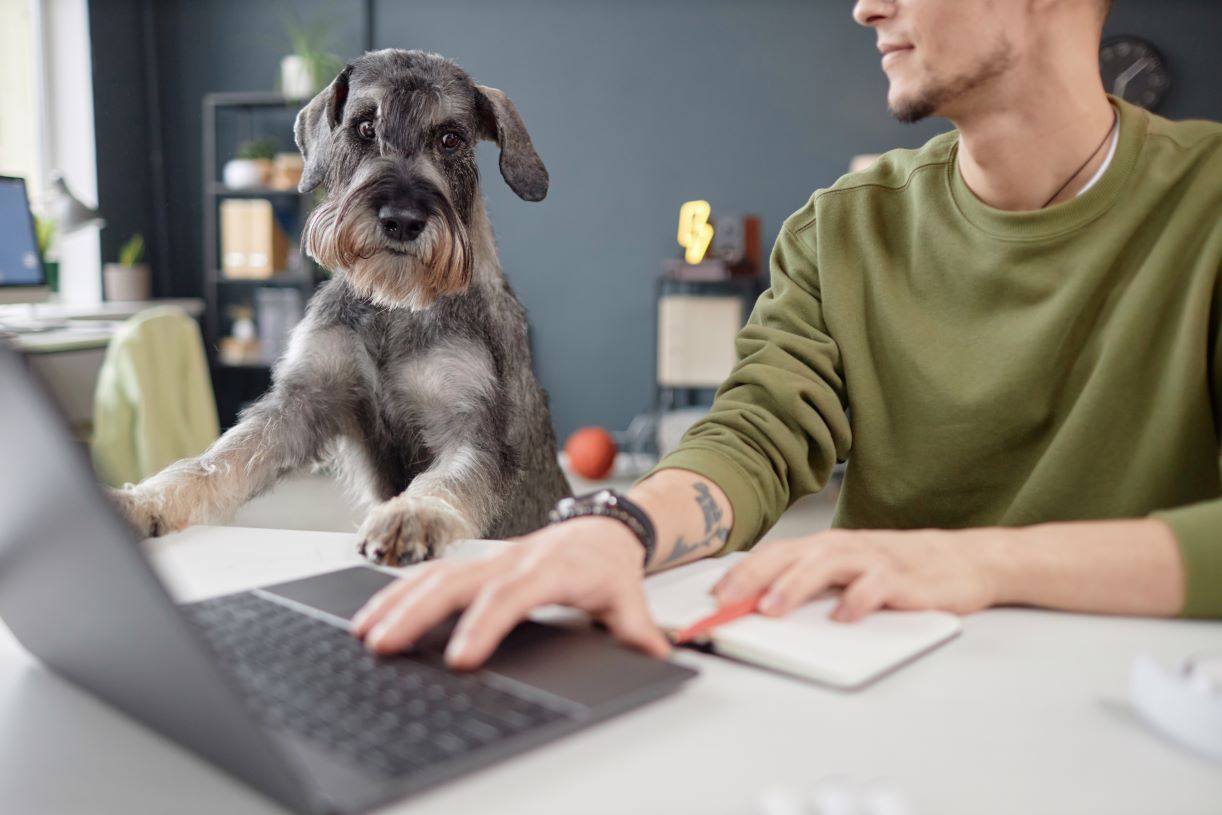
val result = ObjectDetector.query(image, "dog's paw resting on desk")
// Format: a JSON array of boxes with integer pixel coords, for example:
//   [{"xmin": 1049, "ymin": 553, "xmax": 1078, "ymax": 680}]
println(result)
[
  {"xmin": 108, "ymin": 483, "xmax": 188, "ymax": 538},
  {"xmin": 109, "ymin": 487, "xmax": 164, "ymax": 537},
  {"xmin": 107, "ymin": 455, "xmax": 247, "ymax": 538},
  {"xmin": 356, "ymin": 495, "xmax": 477, "ymax": 565},
  {"xmin": 107, "ymin": 454, "xmax": 230, "ymax": 537}
]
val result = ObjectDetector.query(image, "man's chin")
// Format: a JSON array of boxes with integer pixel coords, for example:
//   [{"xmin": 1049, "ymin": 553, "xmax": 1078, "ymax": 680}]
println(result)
[{"xmin": 888, "ymin": 90, "xmax": 937, "ymax": 125}]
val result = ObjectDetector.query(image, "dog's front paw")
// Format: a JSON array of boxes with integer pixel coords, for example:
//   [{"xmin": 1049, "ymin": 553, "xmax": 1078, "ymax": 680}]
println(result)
[
  {"xmin": 108, "ymin": 487, "xmax": 171, "ymax": 538},
  {"xmin": 356, "ymin": 496, "xmax": 476, "ymax": 566}
]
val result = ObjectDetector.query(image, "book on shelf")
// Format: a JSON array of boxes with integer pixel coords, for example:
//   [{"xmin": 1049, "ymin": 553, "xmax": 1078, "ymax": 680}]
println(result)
[{"xmin": 220, "ymin": 199, "xmax": 289, "ymax": 279}]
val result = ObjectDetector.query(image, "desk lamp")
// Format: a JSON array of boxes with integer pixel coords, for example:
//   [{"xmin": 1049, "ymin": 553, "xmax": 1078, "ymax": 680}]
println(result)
[{"xmin": 48, "ymin": 171, "xmax": 106, "ymax": 234}]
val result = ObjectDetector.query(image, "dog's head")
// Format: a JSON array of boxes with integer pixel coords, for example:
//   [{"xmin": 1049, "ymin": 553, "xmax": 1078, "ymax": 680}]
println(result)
[{"xmin": 296, "ymin": 49, "xmax": 548, "ymax": 309}]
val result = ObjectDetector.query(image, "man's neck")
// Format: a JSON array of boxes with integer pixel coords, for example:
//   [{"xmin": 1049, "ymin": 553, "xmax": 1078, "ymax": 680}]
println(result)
[{"xmin": 953, "ymin": 84, "xmax": 1116, "ymax": 212}]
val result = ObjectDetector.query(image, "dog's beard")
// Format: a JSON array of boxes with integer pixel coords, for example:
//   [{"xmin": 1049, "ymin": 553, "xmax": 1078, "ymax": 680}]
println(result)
[{"xmin": 303, "ymin": 187, "xmax": 473, "ymax": 310}]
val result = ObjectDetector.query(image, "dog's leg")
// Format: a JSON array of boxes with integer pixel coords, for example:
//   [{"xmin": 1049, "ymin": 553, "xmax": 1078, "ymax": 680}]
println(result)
[
  {"xmin": 112, "ymin": 323, "xmax": 368, "ymax": 537},
  {"xmin": 356, "ymin": 447, "xmax": 503, "ymax": 565},
  {"xmin": 357, "ymin": 342, "xmax": 510, "ymax": 564}
]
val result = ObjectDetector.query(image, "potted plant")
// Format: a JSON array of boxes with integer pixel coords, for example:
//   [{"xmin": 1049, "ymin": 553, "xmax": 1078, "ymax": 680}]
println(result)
[
  {"xmin": 281, "ymin": 15, "xmax": 345, "ymax": 99},
  {"xmin": 103, "ymin": 233, "xmax": 151, "ymax": 302},
  {"xmin": 223, "ymin": 138, "xmax": 278, "ymax": 189},
  {"xmin": 34, "ymin": 216, "xmax": 59, "ymax": 293}
]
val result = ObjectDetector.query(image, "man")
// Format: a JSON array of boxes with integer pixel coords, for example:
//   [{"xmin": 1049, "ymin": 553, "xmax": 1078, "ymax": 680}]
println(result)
[{"xmin": 352, "ymin": 0, "xmax": 1222, "ymax": 669}]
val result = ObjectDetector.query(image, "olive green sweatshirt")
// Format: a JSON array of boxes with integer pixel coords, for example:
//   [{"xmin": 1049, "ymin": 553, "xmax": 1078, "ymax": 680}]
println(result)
[{"xmin": 654, "ymin": 97, "xmax": 1222, "ymax": 618}]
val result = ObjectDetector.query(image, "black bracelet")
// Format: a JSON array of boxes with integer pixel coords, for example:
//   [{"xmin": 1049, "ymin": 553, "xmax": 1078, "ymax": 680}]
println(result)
[{"xmin": 548, "ymin": 489, "xmax": 657, "ymax": 568}]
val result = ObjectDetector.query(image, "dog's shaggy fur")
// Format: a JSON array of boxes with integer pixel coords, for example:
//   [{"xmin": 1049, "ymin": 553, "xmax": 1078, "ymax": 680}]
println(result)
[{"xmin": 113, "ymin": 50, "xmax": 571, "ymax": 563}]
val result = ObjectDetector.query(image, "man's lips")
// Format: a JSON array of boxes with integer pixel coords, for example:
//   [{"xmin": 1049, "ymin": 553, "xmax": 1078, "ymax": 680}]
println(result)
[{"xmin": 879, "ymin": 43, "xmax": 914, "ymax": 67}]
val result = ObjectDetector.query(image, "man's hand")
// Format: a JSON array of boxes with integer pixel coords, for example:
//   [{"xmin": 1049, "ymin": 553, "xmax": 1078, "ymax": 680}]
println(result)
[
  {"xmin": 712, "ymin": 528, "xmax": 1010, "ymax": 622},
  {"xmin": 351, "ymin": 517, "xmax": 672, "ymax": 670},
  {"xmin": 711, "ymin": 518, "xmax": 1186, "ymax": 621},
  {"xmin": 351, "ymin": 470, "xmax": 733, "ymax": 670}
]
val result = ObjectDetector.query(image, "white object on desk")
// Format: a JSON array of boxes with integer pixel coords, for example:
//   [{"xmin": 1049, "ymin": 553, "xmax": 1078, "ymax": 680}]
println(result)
[
  {"xmin": 1131, "ymin": 651, "xmax": 1222, "ymax": 763},
  {"xmin": 648, "ymin": 555, "xmax": 961, "ymax": 689}
]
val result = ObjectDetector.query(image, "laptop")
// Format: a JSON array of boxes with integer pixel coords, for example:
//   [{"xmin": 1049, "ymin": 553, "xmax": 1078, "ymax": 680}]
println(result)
[
  {"xmin": 0, "ymin": 344, "xmax": 697, "ymax": 814},
  {"xmin": 0, "ymin": 176, "xmax": 44, "ymax": 288},
  {"xmin": 0, "ymin": 175, "xmax": 53, "ymax": 313}
]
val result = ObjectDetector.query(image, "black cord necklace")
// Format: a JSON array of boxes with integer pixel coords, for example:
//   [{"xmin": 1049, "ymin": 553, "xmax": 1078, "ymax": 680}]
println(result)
[{"xmin": 1040, "ymin": 112, "xmax": 1118, "ymax": 209}]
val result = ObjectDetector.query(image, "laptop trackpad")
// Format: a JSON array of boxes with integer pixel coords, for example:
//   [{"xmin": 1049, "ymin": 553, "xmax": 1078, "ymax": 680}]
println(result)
[
  {"xmin": 484, "ymin": 622, "xmax": 694, "ymax": 709},
  {"xmin": 258, "ymin": 566, "xmax": 398, "ymax": 623}
]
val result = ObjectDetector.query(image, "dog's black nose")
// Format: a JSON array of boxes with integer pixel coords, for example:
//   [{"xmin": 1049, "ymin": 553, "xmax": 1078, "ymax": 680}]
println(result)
[{"xmin": 378, "ymin": 206, "xmax": 427, "ymax": 242}]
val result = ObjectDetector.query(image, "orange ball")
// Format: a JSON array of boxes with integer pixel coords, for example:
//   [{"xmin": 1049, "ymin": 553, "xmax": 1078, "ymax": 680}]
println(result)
[{"xmin": 564, "ymin": 426, "xmax": 618, "ymax": 480}]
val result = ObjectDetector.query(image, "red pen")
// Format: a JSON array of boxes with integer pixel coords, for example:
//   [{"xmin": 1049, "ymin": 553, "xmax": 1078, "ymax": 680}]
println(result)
[{"xmin": 670, "ymin": 591, "xmax": 766, "ymax": 645}]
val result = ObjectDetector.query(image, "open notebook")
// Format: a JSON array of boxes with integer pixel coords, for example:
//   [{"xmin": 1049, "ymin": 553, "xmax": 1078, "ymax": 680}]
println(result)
[{"xmin": 646, "ymin": 555, "xmax": 962, "ymax": 689}]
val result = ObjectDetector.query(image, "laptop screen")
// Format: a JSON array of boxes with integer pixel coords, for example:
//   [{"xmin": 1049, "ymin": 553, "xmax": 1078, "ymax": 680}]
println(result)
[{"xmin": 0, "ymin": 176, "xmax": 44, "ymax": 288}]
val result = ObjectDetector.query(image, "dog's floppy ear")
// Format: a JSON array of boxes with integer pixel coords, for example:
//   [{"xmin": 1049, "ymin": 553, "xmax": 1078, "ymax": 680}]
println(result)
[
  {"xmin": 474, "ymin": 85, "xmax": 549, "ymax": 202},
  {"xmin": 294, "ymin": 65, "xmax": 353, "ymax": 193}
]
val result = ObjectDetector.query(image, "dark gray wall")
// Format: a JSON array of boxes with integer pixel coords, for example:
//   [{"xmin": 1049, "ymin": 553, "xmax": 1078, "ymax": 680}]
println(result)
[
  {"xmin": 90, "ymin": 0, "xmax": 158, "ymax": 278},
  {"xmin": 91, "ymin": 0, "xmax": 1222, "ymax": 440}
]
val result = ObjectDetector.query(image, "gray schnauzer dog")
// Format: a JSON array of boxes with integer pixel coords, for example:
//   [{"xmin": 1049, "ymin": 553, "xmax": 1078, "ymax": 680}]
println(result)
[{"xmin": 114, "ymin": 49, "xmax": 571, "ymax": 564}]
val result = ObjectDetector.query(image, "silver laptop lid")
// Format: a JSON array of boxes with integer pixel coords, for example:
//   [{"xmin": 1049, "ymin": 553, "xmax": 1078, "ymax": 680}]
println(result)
[{"xmin": 0, "ymin": 344, "xmax": 318, "ymax": 814}]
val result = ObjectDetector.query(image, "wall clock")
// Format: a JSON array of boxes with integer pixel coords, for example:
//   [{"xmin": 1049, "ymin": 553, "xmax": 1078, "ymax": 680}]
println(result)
[{"xmin": 1100, "ymin": 36, "xmax": 1170, "ymax": 111}]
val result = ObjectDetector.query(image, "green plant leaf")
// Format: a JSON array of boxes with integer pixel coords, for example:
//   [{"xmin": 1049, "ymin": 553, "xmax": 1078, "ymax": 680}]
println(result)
[
  {"xmin": 118, "ymin": 233, "xmax": 145, "ymax": 267},
  {"xmin": 237, "ymin": 138, "xmax": 278, "ymax": 160},
  {"xmin": 34, "ymin": 217, "xmax": 57, "ymax": 255}
]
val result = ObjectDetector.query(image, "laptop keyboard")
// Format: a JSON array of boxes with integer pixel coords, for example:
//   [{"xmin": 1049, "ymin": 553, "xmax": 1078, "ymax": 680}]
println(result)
[{"xmin": 182, "ymin": 591, "xmax": 572, "ymax": 779}]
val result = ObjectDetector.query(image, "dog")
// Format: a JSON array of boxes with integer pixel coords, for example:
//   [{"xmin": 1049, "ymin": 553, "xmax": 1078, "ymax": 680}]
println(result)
[{"xmin": 113, "ymin": 49, "xmax": 571, "ymax": 564}]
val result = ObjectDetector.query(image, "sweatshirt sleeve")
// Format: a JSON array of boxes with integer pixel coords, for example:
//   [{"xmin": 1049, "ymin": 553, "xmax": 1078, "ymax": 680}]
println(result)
[
  {"xmin": 1153, "ymin": 271, "xmax": 1222, "ymax": 620},
  {"xmin": 1154, "ymin": 499, "xmax": 1222, "ymax": 619},
  {"xmin": 645, "ymin": 216, "xmax": 852, "ymax": 553}
]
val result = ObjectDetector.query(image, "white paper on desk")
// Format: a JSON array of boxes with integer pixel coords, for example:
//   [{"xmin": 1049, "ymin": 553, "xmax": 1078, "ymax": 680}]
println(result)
[{"xmin": 647, "ymin": 560, "xmax": 961, "ymax": 690}]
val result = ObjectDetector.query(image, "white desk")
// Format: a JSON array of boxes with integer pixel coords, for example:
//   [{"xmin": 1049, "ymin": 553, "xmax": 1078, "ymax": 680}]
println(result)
[
  {"xmin": 0, "ymin": 298, "xmax": 206, "ymax": 353},
  {"xmin": 1, "ymin": 525, "xmax": 1219, "ymax": 815},
  {"xmin": 2, "ymin": 298, "xmax": 205, "ymax": 434}
]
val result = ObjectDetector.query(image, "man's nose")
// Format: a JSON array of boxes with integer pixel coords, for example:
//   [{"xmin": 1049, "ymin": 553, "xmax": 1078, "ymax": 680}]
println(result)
[
  {"xmin": 377, "ymin": 204, "xmax": 428, "ymax": 242},
  {"xmin": 852, "ymin": 0, "xmax": 893, "ymax": 27}
]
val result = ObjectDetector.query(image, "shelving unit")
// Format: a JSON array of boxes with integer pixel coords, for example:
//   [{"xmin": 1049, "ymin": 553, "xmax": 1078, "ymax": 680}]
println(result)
[
  {"xmin": 647, "ymin": 274, "xmax": 762, "ymax": 456},
  {"xmin": 654, "ymin": 275, "xmax": 761, "ymax": 411},
  {"xmin": 201, "ymin": 91, "xmax": 324, "ymax": 426}
]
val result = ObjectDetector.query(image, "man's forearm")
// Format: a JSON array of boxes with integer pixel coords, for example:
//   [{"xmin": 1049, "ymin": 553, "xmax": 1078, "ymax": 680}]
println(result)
[
  {"xmin": 629, "ymin": 474, "xmax": 1188, "ymax": 615},
  {"xmin": 629, "ymin": 469, "xmax": 735, "ymax": 573},
  {"xmin": 991, "ymin": 517, "xmax": 1185, "ymax": 616}
]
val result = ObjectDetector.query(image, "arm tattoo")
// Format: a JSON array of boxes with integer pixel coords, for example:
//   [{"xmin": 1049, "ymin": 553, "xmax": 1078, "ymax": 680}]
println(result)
[{"xmin": 658, "ymin": 482, "xmax": 730, "ymax": 567}]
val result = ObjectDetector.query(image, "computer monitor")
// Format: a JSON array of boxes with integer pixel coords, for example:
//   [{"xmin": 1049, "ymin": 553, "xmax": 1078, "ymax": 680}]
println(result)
[{"xmin": 0, "ymin": 175, "xmax": 48, "ymax": 305}]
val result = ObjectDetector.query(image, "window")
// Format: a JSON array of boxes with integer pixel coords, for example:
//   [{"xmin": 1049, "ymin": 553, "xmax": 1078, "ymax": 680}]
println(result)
[{"xmin": 0, "ymin": 0, "xmax": 45, "ymax": 195}]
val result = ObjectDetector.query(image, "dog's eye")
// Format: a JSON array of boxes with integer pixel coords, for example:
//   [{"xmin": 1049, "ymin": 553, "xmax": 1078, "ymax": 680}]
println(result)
[
  {"xmin": 357, "ymin": 120, "xmax": 376, "ymax": 141},
  {"xmin": 440, "ymin": 131, "xmax": 463, "ymax": 151}
]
